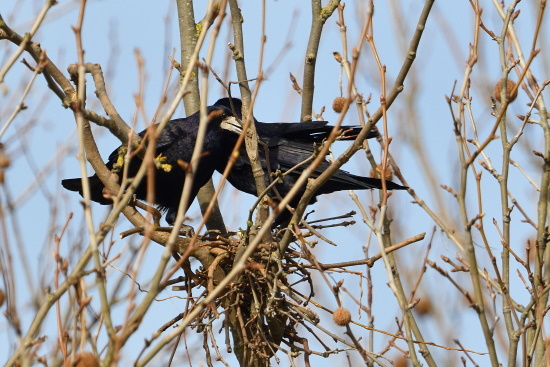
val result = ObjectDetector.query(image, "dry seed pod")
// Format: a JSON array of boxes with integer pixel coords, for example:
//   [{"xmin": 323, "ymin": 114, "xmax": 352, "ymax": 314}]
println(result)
[
  {"xmin": 493, "ymin": 79, "xmax": 518, "ymax": 102},
  {"xmin": 333, "ymin": 307, "xmax": 352, "ymax": 326},
  {"xmin": 415, "ymin": 298, "xmax": 433, "ymax": 316},
  {"xmin": 0, "ymin": 153, "xmax": 9, "ymax": 168},
  {"xmin": 395, "ymin": 355, "xmax": 409, "ymax": 367},
  {"xmin": 332, "ymin": 97, "xmax": 345, "ymax": 113},
  {"xmin": 370, "ymin": 166, "xmax": 393, "ymax": 181}
]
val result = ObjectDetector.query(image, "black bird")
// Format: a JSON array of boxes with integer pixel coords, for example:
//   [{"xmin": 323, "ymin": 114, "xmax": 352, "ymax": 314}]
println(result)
[
  {"xmin": 213, "ymin": 98, "xmax": 407, "ymax": 225},
  {"xmin": 62, "ymin": 102, "xmax": 241, "ymax": 224}
]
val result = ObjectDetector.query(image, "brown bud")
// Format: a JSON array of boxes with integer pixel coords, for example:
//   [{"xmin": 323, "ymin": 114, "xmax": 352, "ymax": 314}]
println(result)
[
  {"xmin": 493, "ymin": 79, "xmax": 518, "ymax": 102},
  {"xmin": 60, "ymin": 259, "xmax": 69, "ymax": 273},
  {"xmin": 64, "ymin": 353, "xmax": 99, "ymax": 367},
  {"xmin": 332, "ymin": 97, "xmax": 345, "ymax": 113},
  {"xmin": 211, "ymin": 2, "xmax": 221, "ymax": 18},
  {"xmin": 333, "ymin": 307, "xmax": 352, "ymax": 326},
  {"xmin": 333, "ymin": 51, "xmax": 343, "ymax": 64},
  {"xmin": 0, "ymin": 289, "xmax": 5, "ymax": 307}
]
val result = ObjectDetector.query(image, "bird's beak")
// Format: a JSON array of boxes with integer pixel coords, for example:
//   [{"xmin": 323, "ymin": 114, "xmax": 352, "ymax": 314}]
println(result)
[{"xmin": 220, "ymin": 116, "xmax": 243, "ymax": 135}]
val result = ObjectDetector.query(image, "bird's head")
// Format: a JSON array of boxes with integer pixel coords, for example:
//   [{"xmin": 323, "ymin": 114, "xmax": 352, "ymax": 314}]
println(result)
[
  {"xmin": 208, "ymin": 98, "xmax": 246, "ymax": 136},
  {"xmin": 206, "ymin": 105, "xmax": 243, "ymax": 136},
  {"xmin": 213, "ymin": 97, "xmax": 243, "ymax": 119}
]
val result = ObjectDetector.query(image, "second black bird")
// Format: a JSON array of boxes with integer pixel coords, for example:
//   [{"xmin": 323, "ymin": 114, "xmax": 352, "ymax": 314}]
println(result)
[{"xmin": 213, "ymin": 98, "xmax": 407, "ymax": 225}]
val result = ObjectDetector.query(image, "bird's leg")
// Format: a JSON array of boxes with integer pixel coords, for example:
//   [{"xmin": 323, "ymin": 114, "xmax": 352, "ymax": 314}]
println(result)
[
  {"xmin": 178, "ymin": 224, "xmax": 195, "ymax": 238},
  {"xmin": 203, "ymin": 229, "xmax": 225, "ymax": 240}
]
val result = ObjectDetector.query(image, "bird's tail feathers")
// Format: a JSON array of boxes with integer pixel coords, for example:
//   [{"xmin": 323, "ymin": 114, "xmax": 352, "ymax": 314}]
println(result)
[
  {"xmin": 61, "ymin": 178, "xmax": 84, "ymax": 192},
  {"xmin": 327, "ymin": 171, "xmax": 407, "ymax": 191},
  {"xmin": 61, "ymin": 175, "xmax": 113, "ymax": 205},
  {"xmin": 357, "ymin": 175, "xmax": 408, "ymax": 190}
]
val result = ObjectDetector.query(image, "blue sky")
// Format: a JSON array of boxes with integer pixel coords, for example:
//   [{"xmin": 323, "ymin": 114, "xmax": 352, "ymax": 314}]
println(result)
[{"xmin": 1, "ymin": 0, "xmax": 548, "ymax": 365}]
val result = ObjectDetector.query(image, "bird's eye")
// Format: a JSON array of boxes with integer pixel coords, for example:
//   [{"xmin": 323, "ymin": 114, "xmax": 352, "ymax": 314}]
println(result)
[{"xmin": 221, "ymin": 112, "xmax": 227, "ymax": 118}]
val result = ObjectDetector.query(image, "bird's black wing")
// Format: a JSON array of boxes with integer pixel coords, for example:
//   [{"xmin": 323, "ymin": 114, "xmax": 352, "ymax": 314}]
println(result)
[
  {"xmin": 256, "ymin": 121, "xmax": 378, "ymax": 145},
  {"xmin": 63, "ymin": 125, "xmax": 172, "ymax": 206},
  {"xmin": 63, "ymin": 119, "xmax": 197, "ymax": 211},
  {"xmin": 224, "ymin": 135, "xmax": 405, "ymax": 202},
  {"xmin": 104, "ymin": 121, "xmax": 185, "ymax": 166},
  {"xmin": 273, "ymin": 139, "xmax": 405, "ymax": 194}
]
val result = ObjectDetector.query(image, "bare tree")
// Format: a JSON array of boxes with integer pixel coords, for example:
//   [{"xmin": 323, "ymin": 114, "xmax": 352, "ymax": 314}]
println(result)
[{"xmin": 0, "ymin": 0, "xmax": 549, "ymax": 366}]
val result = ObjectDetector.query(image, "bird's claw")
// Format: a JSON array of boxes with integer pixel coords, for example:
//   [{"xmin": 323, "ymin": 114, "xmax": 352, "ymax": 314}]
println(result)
[{"xmin": 178, "ymin": 224, "xmax": 195, "ymax": 238}]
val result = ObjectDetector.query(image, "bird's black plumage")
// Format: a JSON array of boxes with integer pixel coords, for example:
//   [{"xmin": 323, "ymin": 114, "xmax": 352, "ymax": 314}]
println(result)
[
  {"xmin": 62, "ymin": 103, "xmax": 240, "ymax": 224},
  {"xmin": 213, "ymin": 98, "xmax": 407, "ymax": 225},
  {"xmin": 62, "ymin": 97, "xmax": 406, "ymax": 227}
]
